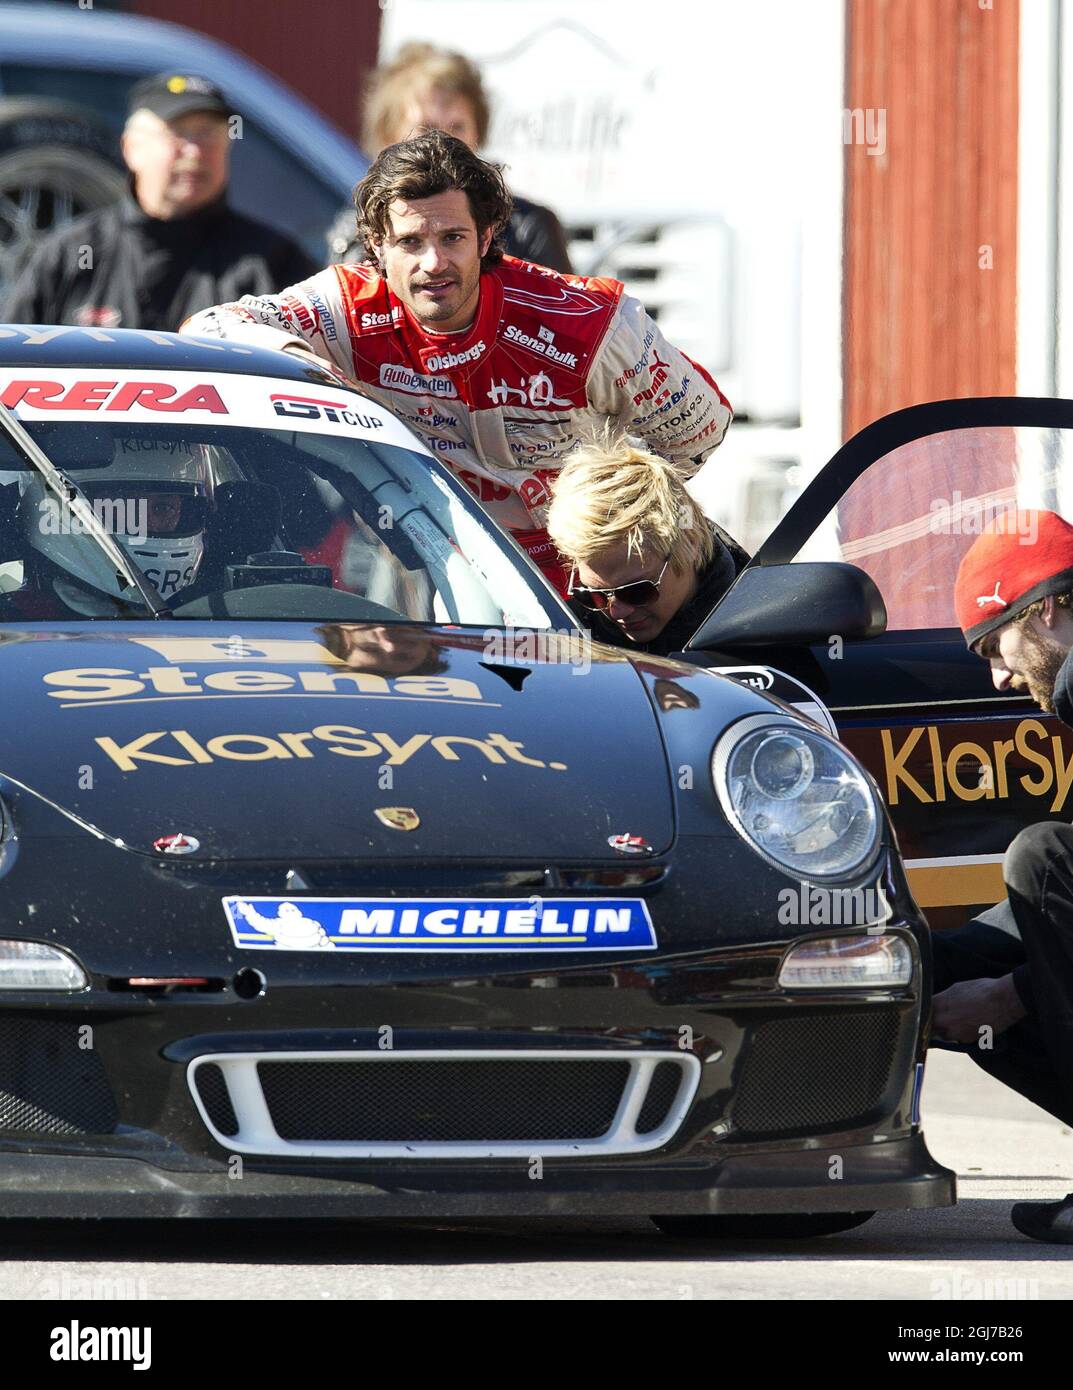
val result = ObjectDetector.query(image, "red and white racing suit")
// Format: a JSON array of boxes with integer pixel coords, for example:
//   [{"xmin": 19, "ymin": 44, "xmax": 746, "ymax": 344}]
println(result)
[{"xmin": 182, "ymin": 256, "xmax": 732, "ymax": 591}]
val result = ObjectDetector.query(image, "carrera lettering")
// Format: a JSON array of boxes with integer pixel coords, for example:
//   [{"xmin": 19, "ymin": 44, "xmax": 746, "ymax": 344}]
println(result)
[{"xmin": 0, "ymin": 379, "xmax": 227, "ymax": 414}]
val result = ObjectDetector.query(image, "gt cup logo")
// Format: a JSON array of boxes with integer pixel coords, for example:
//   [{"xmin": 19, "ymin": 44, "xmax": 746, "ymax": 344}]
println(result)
[
  {"xmin": 424, "ymin": 340, "xmax": 486, "ymax": 372},
  {"xmin": 270, "ymin": 393, "xmax": 384, "ymax": 429},
  {"xmin": 224, "ymin": 896, "xmax": 657, "ymax": 952}
]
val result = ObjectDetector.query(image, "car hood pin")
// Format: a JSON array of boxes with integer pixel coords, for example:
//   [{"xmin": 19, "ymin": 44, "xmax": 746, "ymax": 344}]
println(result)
[
  {"xmin": 153, "ymin": 833, "xmax": 200, "ymax": 855},
  {"xmin": 608, "ymin": 833, "xmax": 653, "ymax": 855}
]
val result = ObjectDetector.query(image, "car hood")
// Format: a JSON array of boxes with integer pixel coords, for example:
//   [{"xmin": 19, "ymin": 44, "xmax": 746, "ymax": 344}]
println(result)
[{"xmin": 0, "ymin": 624, "xmax": 676, "ymax": 863}]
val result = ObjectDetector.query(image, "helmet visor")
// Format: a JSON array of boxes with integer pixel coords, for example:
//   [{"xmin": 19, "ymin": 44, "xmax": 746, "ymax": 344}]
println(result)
[{"xmin": 77, "ymin": 484, "xmax": 209, "ymax": 539}]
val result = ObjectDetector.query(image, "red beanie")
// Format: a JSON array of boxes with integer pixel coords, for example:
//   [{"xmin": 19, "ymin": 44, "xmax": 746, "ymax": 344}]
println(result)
[{"xmin": 955, "ymin": 510, "xmax": 1073, "ymax": 648}]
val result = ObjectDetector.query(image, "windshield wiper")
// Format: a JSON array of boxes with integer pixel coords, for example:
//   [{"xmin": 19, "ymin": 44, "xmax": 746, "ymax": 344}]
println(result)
[{"xmin": 0, "ymin": 401, "xmax": 170, "ymax": 618}]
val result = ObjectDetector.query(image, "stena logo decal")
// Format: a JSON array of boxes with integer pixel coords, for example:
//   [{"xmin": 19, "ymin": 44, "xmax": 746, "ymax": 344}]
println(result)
[
  {"xmin": 0, "ymin": 380, "xmax": 227, "ymax": 414},
  {"xmin": 361, "ymin": 307, "xmax": 403, "ymax": 330},
  {"xmin": 425, "ymin": 340, "xmax": 486, "ymax": 372},
  {"xmin": 270, "ymin": 393, "xmax": 384, "ymax": 429},
  {"xmin": 224, "ymin": 896, "xmax": 657, "ymax": 952},
  {"xmin": 379, "ymin": 363, "xmax": 458, "ymax": 398}
]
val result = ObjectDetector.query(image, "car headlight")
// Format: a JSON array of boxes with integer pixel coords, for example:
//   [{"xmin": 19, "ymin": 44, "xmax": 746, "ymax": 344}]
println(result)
[
  {"xmin": 0, "ymin": 940, "xmax": 87, "ymax": 991},
  {"xmin": 779, "ymin": 934, "xmax": 914, "ymax": 989},
  {"xmin": 712, "ymin": 714, "xmax": 880, "ymax": 878}
]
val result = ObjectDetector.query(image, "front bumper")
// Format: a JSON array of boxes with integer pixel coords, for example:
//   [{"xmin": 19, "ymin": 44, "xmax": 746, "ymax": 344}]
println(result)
[
  {"xmin": 0, "ymin": 1134, "xmax": 952, "ymax": 1219},
  {"xmin": 0, "ymin": 933, "xmax": 956, "ymax": 1219},
  {"xmin": 0, "ymin": 816, "xmax": 955, "ymax": 1218}
]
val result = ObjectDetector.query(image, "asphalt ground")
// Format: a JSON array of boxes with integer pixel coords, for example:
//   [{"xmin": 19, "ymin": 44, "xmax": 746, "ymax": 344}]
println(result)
[{"xmin": 0, "ymin": 1049, "xmax": 1069, "ymax": 1301}]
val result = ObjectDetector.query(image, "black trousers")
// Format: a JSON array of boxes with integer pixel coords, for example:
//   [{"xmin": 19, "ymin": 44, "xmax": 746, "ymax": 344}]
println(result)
[{"xmin": 931, "ymin": 821, "xmax": 1073, "ymax": 1128}]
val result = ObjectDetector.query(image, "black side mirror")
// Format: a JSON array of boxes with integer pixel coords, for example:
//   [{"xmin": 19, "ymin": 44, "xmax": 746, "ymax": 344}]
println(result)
[{"xmin": 685, "ymin": 562, "xmax": 887, "ymax": 651}]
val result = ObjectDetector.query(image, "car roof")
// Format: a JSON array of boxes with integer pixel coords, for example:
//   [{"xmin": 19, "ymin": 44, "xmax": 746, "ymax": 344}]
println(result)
[
  {"xmin": 0, "ymin": 325, "xmax": 347, "ymax": 384},
  {"xmin": 0, "ymin": 3, "xmax": 365, "ymax": 197}
]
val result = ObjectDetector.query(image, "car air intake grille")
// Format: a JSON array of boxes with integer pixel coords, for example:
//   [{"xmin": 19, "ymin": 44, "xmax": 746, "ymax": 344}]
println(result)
[
  {"xmin": 259, "ymin": 1057, "xmax": 629, "ymax": 1142},
  {"xmin": 635, "ymin": 1060, "xmax": 686, "ymax": 1135},
  {"xmin": 731, "ymin": 1008, "xmax": 903, "ymax": 1139},
  {"xmin": 0, "ymin": 1017, "xmax": 117, "ymax": 1136},
  {"xmin": 192, "ymin": 1062, "xmax": 239, "ymax": 1138},
  {"xmin": 189, "ymin": 1050, "xmax": 699, "ymax": 1158}
]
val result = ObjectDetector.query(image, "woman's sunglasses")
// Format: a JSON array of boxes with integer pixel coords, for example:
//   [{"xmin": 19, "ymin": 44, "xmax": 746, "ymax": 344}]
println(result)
[{"xmin": 569, "ymin": 557, "xmax": 671, "ymax": 612}]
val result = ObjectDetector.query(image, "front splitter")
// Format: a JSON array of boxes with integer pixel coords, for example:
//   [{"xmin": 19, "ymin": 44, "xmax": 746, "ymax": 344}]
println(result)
[{"xmin": 0, "ymin": 1134, "xmax": 954, "ymax": 1218}]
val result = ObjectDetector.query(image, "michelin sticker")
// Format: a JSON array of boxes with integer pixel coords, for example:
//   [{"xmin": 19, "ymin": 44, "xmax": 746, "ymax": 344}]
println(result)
[{"xmin": 224, "ymin": 896, "xmax": 657, "ymax": 952}]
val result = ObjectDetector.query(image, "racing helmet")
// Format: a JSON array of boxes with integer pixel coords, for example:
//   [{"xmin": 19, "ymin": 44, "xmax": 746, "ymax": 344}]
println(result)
[{"xmin": 22, "ymin": 434, "xmax": 235, "ymax": 603}]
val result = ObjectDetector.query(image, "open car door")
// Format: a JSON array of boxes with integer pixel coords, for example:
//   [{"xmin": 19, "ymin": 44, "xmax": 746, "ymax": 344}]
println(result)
[{"xmin": 680, "ymin": 397, "xmax": 1073, "ymax": 929}]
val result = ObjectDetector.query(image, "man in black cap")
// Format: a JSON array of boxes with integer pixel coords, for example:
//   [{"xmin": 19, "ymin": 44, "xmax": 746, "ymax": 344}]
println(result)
[{"xmin": 2, "ymin": 72, "xmax": 315, "ymax": 330}]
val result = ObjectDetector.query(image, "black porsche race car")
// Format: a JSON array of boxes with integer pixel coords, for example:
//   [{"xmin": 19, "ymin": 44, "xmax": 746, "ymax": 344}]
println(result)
[{"xmin": 0, "ymin": 326, "xmax": 955, "ymax": 1233}]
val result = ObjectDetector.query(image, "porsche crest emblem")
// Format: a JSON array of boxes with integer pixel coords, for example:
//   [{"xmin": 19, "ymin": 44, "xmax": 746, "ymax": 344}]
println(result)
[{"xmin": 375, "ymin": 807, "xmax": 420, "ymax": 832}]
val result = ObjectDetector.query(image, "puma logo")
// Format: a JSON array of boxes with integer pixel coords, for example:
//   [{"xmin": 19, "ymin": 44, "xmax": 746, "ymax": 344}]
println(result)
[{"xmin": 977, "ymin": 581, "xmax": 1007, "ymax": 609}]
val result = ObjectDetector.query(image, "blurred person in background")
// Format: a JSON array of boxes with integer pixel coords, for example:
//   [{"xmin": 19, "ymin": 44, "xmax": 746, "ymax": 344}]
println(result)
[
  {"xmin": 329, "ymin": 43, "xmax": 572, "ymax": 273},
  {"xmin": 2, "ymin": 73, "xmax": 315, "ymax": 331},
  {"xmin": 183, "ymin": 132, "xmax": 732, "ymax": 595},
  {"xmin": 546, "ymin": 430, "xmax": 746, "ymax": 654}
]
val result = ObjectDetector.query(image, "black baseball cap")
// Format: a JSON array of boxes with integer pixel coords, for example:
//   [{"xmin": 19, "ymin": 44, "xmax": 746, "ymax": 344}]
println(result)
[{"xmin": 127, "ymin": 72, "xmax": 230, "ymax": 122}]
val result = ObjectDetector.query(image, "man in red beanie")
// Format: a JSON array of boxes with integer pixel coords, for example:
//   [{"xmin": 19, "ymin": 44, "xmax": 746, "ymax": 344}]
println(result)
[{"xmin": 937, "ymin": 509, "xmax": 1073, "ymax": 1242}]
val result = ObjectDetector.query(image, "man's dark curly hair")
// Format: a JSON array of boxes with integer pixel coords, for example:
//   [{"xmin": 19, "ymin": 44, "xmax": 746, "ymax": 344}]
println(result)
[{"xmin": 353, "ymin": 130, "xmax": 512, "ymax": 269}]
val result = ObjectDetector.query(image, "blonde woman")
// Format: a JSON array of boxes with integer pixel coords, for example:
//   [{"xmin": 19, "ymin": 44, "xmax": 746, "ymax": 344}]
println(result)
[
  {"xmin": 332, "ymin": 43, "xmax": 571, "ymax": 272},
  {"xmin": 547, "ymin": 432, "xmax": 745, "ymax": 654}
]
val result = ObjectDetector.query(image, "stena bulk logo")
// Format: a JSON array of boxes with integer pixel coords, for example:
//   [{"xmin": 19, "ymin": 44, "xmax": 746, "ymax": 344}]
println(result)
[
  {"xmin": 379, "ymin": 363, "xmax": 458, "ymax": 398},
  {"xmin": 503, "ymin": 323, "xmax": 579, "ymax": 368},
  {"xmin": 425, "ymin": 341, "xmax": 487, "ymax": 372}
]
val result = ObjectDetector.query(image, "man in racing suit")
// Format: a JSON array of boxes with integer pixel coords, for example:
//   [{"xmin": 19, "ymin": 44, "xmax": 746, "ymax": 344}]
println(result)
[{"xmin": 182, "ymin": 131, "xmax": 732, "ymax": 592}]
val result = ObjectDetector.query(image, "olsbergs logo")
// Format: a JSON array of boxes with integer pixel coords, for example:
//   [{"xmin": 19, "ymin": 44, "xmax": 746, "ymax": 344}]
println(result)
[
  {"xmin": 379, "ymin": 363, "xmax": 458, "ymax": 397},
  {"xmin": 424, "ymin": 340, "xmax": 487, "ymax": 372}
]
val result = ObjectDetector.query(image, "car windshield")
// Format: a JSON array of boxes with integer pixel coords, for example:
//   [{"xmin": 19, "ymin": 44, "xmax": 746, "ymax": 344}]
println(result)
[{"xmin": 0, "ymin": 403, "xmax": 565, "ymax": 630}]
